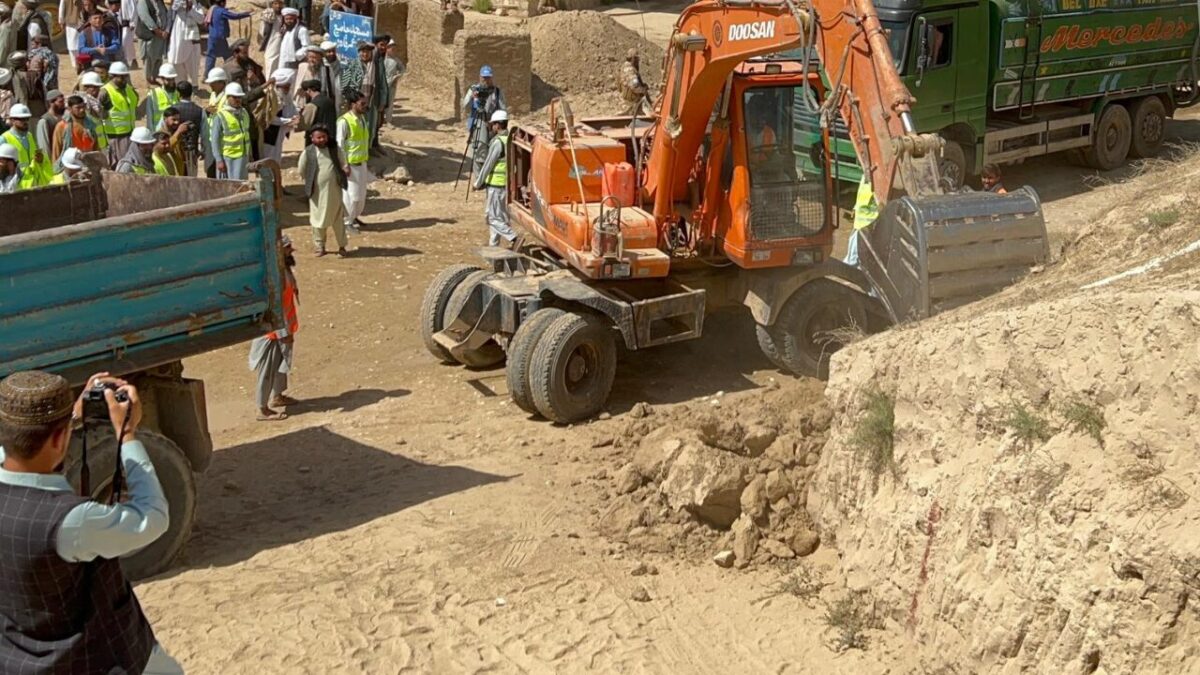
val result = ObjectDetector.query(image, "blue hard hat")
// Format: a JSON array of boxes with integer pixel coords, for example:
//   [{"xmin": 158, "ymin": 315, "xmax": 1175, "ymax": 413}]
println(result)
[{"xmin": 480, "ymin": 65, "xmax": 493, "ymax": 78}]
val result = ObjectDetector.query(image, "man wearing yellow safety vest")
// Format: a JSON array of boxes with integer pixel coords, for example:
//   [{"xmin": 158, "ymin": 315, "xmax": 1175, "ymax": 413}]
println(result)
[
  {"xmin": 150, "ymin": 130, "xmax": 179, "ymax": 175},
  {"xmin": 337, "ymin": 90, "xmax": 371, "ymax": 234},
  {"xmin": 472, "ymin": 110, "xmax": 516, "ymax": 246},
  {"xmin": 142, "ymin": 63, "xmax": 180, "ymax": 131},
  {"xmin": 1, "ymin": 104, "xmax": 53, "ymax": 188},
  {"xmin": 47, "ymin": 147, "xmax": 88, "ymax": 184},
  {"xmin": 201, "ymin": 67, "xmax": 229, "ymax": 178},
  {"xmin": 843, "ymin": 175, "xmax": 878, "ymax": 268},
  {"xmin": 0, "ymin": 145, "xmax": 24, "ymax": 193},
  {"xmin": 115, "ymin": 125, "xmax": 157, "ymax": 173},
  {"xmin": 98, "ymin": 62, "xmax": 139, "ymax": 167},
  {"xmin": 210, "ymin": 81, "xmax": 252, "ymax": 180}
]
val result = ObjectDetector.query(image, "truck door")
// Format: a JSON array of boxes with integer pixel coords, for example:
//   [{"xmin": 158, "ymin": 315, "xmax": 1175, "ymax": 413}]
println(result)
[{"xmin": 908, "ymin": 9, "xmax": 958, "ymax": 133}]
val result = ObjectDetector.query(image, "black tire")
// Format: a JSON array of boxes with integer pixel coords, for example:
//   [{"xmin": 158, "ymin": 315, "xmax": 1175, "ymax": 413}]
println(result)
[
  {"xmin": 442, "ymin": 270, "xmax": 505, "ymax": 369},
  {"xmin": 1083, "ymin": 104, "xmax": 1132, "ymax": 171},
  {"xmin": 64, "ymin": 429, "xmax": 197, "ymax": 581},
  {"xmin": 1129, "ymin": 96, "xmax": 1167, "ymax": 159},
  {"xmin": 529, "ymin": 312, "xmax": 618, "ymax": 423},
  {"xmin": 755, "ymin": 323, "xmax": 787, "ymax": 370},
  {"xmin": 420, "ymin": 264, "xmax": 479, "ymax": 364},
  {"xmin": 506, "ymin": 307, "xmax": 568, "ymax": 414},
  {"xmin": 775, "ymin": 279, "xmax": 869, "ymax": 380},
  {"xmin": 938, "ymin": 138, "xmax": 968, "ymax": 190}
]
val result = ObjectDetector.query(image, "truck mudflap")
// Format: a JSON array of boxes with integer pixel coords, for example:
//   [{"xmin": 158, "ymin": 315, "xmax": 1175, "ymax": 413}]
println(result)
[{"xmin": 859, "ymin": 187, "xmax": 1049, "ymax": 321}]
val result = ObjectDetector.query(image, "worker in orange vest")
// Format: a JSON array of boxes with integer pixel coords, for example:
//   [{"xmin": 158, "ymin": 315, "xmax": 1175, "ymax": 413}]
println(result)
[{"xmin": 248, "ymin": 235, "xmax": 300, "ymax": 421}]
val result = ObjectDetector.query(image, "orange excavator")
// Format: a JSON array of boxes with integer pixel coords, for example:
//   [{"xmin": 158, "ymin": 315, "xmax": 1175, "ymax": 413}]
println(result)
[{"xmin": 421, "ymin": 0, "xmax": 1048, "ymax": 423}]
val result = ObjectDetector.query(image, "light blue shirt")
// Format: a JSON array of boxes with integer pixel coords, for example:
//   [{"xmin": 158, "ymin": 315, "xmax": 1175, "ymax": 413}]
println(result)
[{"xmin": 0, "ymin": 440, "xmax": 170, "ymax": 562}]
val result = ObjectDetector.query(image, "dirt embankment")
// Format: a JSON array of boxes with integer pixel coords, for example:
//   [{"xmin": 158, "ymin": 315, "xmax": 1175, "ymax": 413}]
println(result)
[
  {"xmin": 808, "ymin": 153, "xmax": 1200, "ymax": 672},
  {"xmin": 529, "ymin": 10, "xmax": 665, "ymax": 112}
]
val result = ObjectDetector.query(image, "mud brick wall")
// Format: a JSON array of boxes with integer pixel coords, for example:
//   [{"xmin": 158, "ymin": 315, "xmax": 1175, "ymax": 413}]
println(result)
[
  {"xmin": 453, "ymin": 27, "xmax": 531, "ymax": 120},
  {"xmin": 376, "ymin": 1, "xmax": 409, "ymax": 65},
  {"xmin": 406, "ymin": 0, "xmax": 464, "ymax": 117}
]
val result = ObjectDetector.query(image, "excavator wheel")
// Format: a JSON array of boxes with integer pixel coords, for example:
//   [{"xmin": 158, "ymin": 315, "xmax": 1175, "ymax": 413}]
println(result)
[
  {"xmin": 755, "ymin": 324, "xmax": 787, "ymax": 370},
  {"xmin": 529, "ymin": 312, "xmax": 617, "ymax": 424},
  {"xmin": 420, "ymin": 264, "xmax": 480, "ymax": 363},
  {"xmin": 442, "ymin": 270, "xmax": 505, "ymax": 369},
  {"xmin": 774, "ymin": 279, "xmax": 868, "ymax": 380},
  {"xmin": 506, "ymin": 307, "xmax": 568, "ymax": 415}
]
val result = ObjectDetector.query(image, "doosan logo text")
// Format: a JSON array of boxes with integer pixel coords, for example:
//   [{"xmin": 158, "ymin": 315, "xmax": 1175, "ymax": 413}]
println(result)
[{"xmin": 728, "ymin": 21, "xmax": 776, "ymax": 42}]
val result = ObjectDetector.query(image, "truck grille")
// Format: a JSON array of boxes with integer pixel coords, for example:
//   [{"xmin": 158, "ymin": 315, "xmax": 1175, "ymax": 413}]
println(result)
[{"xmin": 749, "ymin": 182, "xmax": 826, "ymax": 242}]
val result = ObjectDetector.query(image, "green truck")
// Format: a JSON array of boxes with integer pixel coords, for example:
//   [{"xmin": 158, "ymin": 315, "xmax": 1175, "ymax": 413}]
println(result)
[{"xmin": 852, "ymin": 0, "xmax": 1199, "ymax": 183}]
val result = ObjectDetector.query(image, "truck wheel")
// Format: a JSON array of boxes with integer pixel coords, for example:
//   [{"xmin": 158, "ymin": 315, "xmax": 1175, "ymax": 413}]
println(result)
[
  {"xmin": 755, "ymin": 323, "xmax": 787, "ymax": 370},
  {"xmin": 1083, "ymin": 104, "xmax": 1132, "ymax": 171},
  {"xmin": 1129, "ymin": 96, "xmax": 1167, "ymax": 159},
  {"xmin": 529, "ymin": 312, "xmax": 617, "ymax": 423},
  {"xmin": 775, "ymin": 279, "xmax": 868, "ymax": 380},
  {"xmin": 65, "ymin": 429, "xmax": 197, "ymax": 581},
  {"xmin": 506, "ymin": 307, "xmax": 568, "ymax": 414},
  {"xmin": 442, "ymin": 270, "xmax": 505, "ymax": 368},
  {"xmin": 420, "ymin": 264, "xmax": 480, "ymax": 364},
  {"xmin": 938, "ymin": 139, "xmax": 968, "ymax": 190}
]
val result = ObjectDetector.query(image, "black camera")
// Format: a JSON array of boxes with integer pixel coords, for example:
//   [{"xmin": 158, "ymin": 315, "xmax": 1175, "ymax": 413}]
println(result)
[{"xmin": 82, "ymin": 381, "xmax": 129, "ymax": 421}]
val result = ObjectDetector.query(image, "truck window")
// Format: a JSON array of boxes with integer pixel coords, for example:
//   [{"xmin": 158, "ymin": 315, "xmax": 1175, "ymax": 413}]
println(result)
[
  {"xmin": 930, "ymin": 22, "xmax": 952, "ymax": 68},
  {"xmin": 880, "ymin": 20, "xmax": 908, "ymax": 72},
  {"xmin": 742, "ymin": 86, "xmax": 827, "ymax": 241}
]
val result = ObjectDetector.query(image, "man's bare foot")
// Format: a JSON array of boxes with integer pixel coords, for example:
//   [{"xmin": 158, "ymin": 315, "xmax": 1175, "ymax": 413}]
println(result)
[{"xmin": 256, "ymin": 407, "xmax": 287, "ymax": 421}]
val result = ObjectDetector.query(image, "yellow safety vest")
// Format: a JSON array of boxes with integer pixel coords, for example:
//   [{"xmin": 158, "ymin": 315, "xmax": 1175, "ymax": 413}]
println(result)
[
  {"xmin": 852, "ymin": 176, "xmax": 878, "ymax": 231},
  {"xmin": 102, "ymin": 82, "xmax": 138, "ymax": 136},
  {"xmin": 486, "ymin": 132, "xmax": 507, "ymax": 188},
  {"xmin": 150, "ymin": 87, "xmax": 180, "ymax": 127},
  {"xmin": 1, "ymin": 130, "xmax": 51, "ymax": 187},
  {"xmin": 218, "ymin": 108, "xmax": 250, "ymax": 160},
  {"xmin": 340, "ymin": 112, "xmax": 368, "ymax": 165},
  {"xmin": 152, "ymin": 153, "xmax": 172, "ymax": 176},
  {"xmin": 47, "ymin": 172, "xmax": 68, "ymax": 185},
  {"xmin": 212, "ymin": 91, "xmax": 227, "ymax": 112}
]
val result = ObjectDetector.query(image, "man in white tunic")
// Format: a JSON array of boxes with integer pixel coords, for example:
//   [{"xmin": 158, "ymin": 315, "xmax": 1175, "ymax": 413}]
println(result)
[{"xmin": 166, "ymin": 0, "xmax": 204, "ymax": 85}]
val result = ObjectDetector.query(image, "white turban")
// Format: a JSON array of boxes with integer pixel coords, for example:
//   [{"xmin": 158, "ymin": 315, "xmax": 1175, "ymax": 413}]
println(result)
[
  {"xmin": 281, "ymin": 7, "xmax": 299, "ymax": 16},
  {"xmin": 272, "ymin": 68, "xmax": 296, "ymax": 86}
]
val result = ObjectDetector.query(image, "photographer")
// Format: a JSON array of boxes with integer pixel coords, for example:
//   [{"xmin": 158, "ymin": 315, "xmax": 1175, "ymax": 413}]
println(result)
[
  {"xmin": 460, "ymin": 65, "xmax": 505, "ymax": 178},
  {"xmin": 0, "ymin": 370, "xmax": 183, "ymax": 674}
]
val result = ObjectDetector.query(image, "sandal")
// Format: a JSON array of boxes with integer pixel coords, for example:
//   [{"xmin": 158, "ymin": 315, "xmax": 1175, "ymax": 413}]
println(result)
[
  {"xmin": 256, "ymin": 410, "xmax": 288, "ymax": 421},
  {"xmin": 314, "ymin": 247, "xmax": 326, "ymax": 257},
  {"xmin": 270, "ymin": 395, "xmax": 300, "ymax": 407}
]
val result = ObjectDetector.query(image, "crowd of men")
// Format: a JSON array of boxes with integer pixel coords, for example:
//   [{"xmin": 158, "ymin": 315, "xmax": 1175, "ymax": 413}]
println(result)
[{"xmin": 0, "ymin": 4, "xmax": 403, "ymax": 204}]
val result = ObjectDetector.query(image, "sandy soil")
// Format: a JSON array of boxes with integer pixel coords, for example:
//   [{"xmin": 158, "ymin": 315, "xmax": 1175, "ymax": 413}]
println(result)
[{"xmin": 42, "ymin": 7, "xmax": 1200, "ymax": 671}]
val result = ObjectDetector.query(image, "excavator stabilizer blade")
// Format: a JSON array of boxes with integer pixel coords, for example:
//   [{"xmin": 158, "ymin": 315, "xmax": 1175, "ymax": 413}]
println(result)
[{"xmin": 858, "ymin": 187, "xmax": 1049, "ymax": 322}]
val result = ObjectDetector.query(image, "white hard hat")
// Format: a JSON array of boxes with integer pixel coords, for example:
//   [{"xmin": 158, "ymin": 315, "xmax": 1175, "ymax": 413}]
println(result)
[
  {"xmin": 0, "ymin": 68, "xmax": 11, "ymax": 87},
  {"xmin": 61, "ymin": 147, "xmax": 84, "ymax": 170},
  {"xmin": 109, "ymin": 61, "xmax": 130, "ymax": 76},
  {"xmin": 224, "ymin": 82, "xmax": 246, "ymax": 98},
  {"xmin": 131, "ymin": 126, "xmax": 156, "ymax": 144},
  {"xmin": 0, "ymin": 144, "xmax": 18, "ymax": 161},
  {"xmin": 80, "ymin": 71, "xmax": 104, "ymax": 87},
  {"xmin": 158, "ymin": 63, "xmax": 178, "ymax": 79},
  {"xmin": 320, "ymin": 40, "xmax": 336, "ymax": 51},
  {"xmin": 7, "ymin": 104, "xmax": 32, "ymax": 119},
  {"xmin": 490, "ymin": 110, "xmax": 508, "ymax": 123},
  {"xmin": 205, "ymin": 67, "xmax": 228, "ymax": 83}
]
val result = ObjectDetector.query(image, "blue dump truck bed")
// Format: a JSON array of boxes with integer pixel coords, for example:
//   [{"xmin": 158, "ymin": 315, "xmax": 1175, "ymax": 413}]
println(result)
[
  {"xmin": 0, "ymin": 168, "xmax": 284, "ymax": 384},
  {"xmin": 0, "ymin": 163, "xmax": 284, "ymax": 580}
]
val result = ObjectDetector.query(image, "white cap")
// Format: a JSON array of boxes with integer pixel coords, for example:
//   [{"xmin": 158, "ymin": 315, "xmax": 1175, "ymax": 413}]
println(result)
[
  {"xmin": 80, "ymin": 71, "xmax": 104, "ymax": 87},
  {"xmin": 205, "ymin": 67, "xmax": 228, "ymax": 83},
  {"xmin": 27, "ymin": 22, "xmax": 40, "ymax": 38},
  {"xmin": 0, "ymin": 144, "xmax": 18, "ymax": 161},
  {"xmin": 131, "ymin": 126, "xmax": 156, "ymax": 144},
  {"xmin": 490, "ymin": 110, "xmax": 508, "ymax": 123},
  {"xmin": 320, "ymin": 40, "xmax": 336, "ymax": 51},
  {"xmin": 158, "ymin": 63, "xmax": 178, "ymax": 79},
  {"xmin": 61, "ymin": 147, "xmax": 84, "ymax": 170},
  {"xmin": 225, "ymin": 82, "xmax": 246, "ymax": 98},
  {"xmin": 109, "ymin": 61, "xmax": 130, "ymax": 76},
  {"xmin": 281, "ymin": 7, "xmax": 299, "ymax": 16},
  {"xmin": 272, "ymin": 68, "xmax": 295, "ymax": 86},
  {"xmin": 0, "ymin": 68, "xmax": 10, "ymax": 87},
  {"xmin": 7, "ymin": 104, "xmax": 32, "ymax": 119}
]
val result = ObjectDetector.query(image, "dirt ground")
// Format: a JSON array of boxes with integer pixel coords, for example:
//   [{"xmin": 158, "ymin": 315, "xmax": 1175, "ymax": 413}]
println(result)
[{"xmin": 51, "ymin": 6, "xmax": 1200, "ymax": 672}]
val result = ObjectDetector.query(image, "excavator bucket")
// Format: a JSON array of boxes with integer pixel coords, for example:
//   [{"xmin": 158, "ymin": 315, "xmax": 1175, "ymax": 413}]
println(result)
[{"xmin": 857, "ymin": 187, "xmax": 1049, "ymax": 322}]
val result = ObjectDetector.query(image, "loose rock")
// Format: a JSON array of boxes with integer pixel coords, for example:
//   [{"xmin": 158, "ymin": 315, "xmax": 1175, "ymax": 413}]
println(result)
[
  {"xmin": 765, "ymin": 470, "xmax": 791, "ymax": 502},
  {"xmin": 740, "ymin": 475, "xmax": 768, "ymax": 520},
  {"xmin": 614, "ymin": 462, "xmax": 642, "ymax": 495},
  {"xmin": 743, "ymin": 424, "xmax": 778, "ymax": 457},
  {"xmin": 761, "ymin": 539, "xmax": 796, "ymax": 559},
  {"xmin": 731, "ymin": 514, "xmax": 760, "ymax": 568},
  {"xmin": 713, "ymin": 550, "xmax": 735, "ymax": 568},
  {"xmin": 630, "ymin": 587, "xmax": 651, "ymax": 602},
  {"xmin": 789, "ymin": 528, "xmax": 820, "ymax": 557},
  {"xmin": 660, "ymin": 443, "xmax": 749, "ymax": 528}
]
